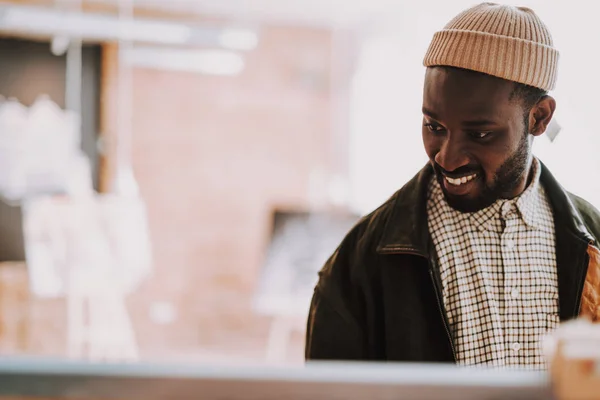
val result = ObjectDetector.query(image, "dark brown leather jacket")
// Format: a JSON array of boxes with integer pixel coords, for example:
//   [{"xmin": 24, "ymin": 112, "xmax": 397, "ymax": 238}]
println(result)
[{"xmin": 306, "ymin": 162, "xmax": 600, "ymax": 362}]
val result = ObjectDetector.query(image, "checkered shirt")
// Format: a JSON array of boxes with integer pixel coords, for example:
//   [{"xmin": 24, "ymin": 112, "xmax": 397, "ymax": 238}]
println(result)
[{"xmin": 427, "ymin": 159, "xmax": 560, "ymax": 369}]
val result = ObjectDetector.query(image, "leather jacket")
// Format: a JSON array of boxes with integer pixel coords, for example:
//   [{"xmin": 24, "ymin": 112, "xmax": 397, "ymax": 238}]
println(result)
[{"xmin": 305, "ymin": 162, "xmax": 600, "ymax": 362}]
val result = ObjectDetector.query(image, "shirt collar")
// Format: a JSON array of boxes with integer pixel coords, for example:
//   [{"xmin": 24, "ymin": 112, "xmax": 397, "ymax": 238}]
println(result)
[
  {"xmin": 514, "ymin": 158, "xmax": 544, "ymax": 230},
  {"xmin": 470, "ymin": 157, "xmax": 544, "ymax": 232}
]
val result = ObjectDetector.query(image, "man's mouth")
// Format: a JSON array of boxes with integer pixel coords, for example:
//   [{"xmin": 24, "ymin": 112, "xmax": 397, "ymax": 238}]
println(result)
[{"xmin": 444, "ymin": 173, "xmax": 477, "ymax": 186}]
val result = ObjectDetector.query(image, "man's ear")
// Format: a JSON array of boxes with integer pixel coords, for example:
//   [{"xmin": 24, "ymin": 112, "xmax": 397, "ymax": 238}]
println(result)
[{"xmin": 529, "ymin": 95, "xmax": 556, "ymax": 136}]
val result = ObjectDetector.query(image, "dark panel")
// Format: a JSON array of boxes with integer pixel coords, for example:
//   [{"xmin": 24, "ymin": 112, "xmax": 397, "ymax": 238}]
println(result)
[
  {"xmin": 0, "ymin": 38, "xmax": 66, "ymax": 106},
  {"xmin": 0, "ymin": 38, "xmax": 101, "ymax": 261},
  {"xmin": 0, "ymin": 198, "xmax": 24, "ymax": 262},
  {"xmin": 0, "ymin": 37, "xmax": 101, "ymax": 189}
]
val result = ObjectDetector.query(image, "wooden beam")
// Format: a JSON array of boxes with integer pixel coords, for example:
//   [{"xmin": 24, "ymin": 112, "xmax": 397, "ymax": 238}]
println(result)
[{"xmin": 98, "ymin": 42, "xmax": 118, "ymax": 193}]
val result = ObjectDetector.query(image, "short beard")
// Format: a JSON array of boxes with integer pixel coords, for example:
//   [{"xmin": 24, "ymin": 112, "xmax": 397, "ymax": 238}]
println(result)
[{"xmin": 435, "ymin": 130, "xmax": 532, "ymax": 213}]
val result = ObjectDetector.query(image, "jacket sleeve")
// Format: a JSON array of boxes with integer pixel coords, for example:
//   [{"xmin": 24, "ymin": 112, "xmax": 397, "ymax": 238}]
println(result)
[{"xmin": 305, "ymin": 245, "xmax": 366, "ymax": 361}]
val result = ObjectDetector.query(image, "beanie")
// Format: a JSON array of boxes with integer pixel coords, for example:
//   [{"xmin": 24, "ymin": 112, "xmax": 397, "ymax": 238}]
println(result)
[{"xmin": 423, "ymin": 2, "xmax": 559, "ymax": 91}]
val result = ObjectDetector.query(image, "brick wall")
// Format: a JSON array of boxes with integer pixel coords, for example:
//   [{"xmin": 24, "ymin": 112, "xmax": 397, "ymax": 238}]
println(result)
[
  {"xmin": 0, "ymin": 25, "xmax": 355, "ymax": 365},
  {"xmin": 107, "ymin": 26, "xmax": 351, "ymax": 363}
]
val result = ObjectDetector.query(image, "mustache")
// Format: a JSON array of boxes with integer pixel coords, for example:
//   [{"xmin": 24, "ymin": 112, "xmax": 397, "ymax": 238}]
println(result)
[{"xmin": 433, "ymin": 163, "xmax": 481, "ymax": 179}]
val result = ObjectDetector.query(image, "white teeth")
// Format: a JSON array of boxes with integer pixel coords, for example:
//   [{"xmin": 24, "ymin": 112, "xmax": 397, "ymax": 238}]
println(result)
[{"xmin": 446, "ymin": 174, "xmax": 476, "ymax": 186}]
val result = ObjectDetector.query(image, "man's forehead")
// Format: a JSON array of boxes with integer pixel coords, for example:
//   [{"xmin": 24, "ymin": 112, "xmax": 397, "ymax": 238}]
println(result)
[
  {"xmin": 423, "ymin": 67, "xmax": 516, "ymax": 116},
  {"xmin": 425, "ymin": 67, "xmax": 514, "ymax": 94}
]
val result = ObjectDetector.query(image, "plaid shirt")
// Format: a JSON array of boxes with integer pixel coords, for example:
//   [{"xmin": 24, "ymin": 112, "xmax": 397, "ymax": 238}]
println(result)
[{"xmin": 427, "ymin": 159, "xmax": 559, "ymax": 369}]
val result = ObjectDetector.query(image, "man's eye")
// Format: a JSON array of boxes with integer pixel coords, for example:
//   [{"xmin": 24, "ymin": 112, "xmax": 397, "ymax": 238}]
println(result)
[
  {"xmin": 424, "ymin": 123, "xmax": 445, "ymax": 133},
  {"xmin": 470, "ymin": 131, "xmax": 493, "ymax": 139}
]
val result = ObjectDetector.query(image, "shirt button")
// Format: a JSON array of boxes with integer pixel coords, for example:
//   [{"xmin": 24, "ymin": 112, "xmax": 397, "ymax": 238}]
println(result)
[
  {"xmin": 512, "ymin": 342, "xmax": 521, "ymax": 353},
  {"xmin": 511, "ymin": 288, "xmax": 519, "ymax": 299},
  {"xmin": 505, "ymin": 239, "xmax": 515, "ymax": 250}
]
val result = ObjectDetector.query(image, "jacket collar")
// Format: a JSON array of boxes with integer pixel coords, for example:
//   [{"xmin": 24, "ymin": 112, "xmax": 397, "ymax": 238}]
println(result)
[
  {"xmin": 376, "ymin": 163, "xmax": 434, "ymax": 256},
  {"xmin": 376, "ymin": 161, "xmax": 594, "ymax": 256},
  {"xmin": 540, "ymin": 164, "xmax": 595, "ymax": 244}
]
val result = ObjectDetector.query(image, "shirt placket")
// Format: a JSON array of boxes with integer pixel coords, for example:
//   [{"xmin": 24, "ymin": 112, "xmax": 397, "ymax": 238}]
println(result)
[{"xmin": 500, "ymin": 202, "xmax": 522, "ymax": 366}]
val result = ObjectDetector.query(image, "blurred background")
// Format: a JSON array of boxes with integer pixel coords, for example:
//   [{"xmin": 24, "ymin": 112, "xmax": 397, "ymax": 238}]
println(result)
[{"xmin": 0, "ymin": 0, "xmax": 596, "ymax": 366}]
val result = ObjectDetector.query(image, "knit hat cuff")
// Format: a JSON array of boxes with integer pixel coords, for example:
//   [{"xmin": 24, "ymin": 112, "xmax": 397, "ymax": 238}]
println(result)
[{"xmin": 423, "ymin": 29, "xmax": 559, "ymax": 91}]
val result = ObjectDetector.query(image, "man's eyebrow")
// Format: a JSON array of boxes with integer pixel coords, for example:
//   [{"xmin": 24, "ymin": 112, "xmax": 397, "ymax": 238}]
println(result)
[
  {"xmin": 462, "ymin": 119, "xmax": 497, "ymax": 127},
  {"xmin": 422, "ymin": 107, "xmax": 497, "ymax": 127},
  {"xmin": 422, "ymin": 107, "xmax": 440, "ymax": 119}
]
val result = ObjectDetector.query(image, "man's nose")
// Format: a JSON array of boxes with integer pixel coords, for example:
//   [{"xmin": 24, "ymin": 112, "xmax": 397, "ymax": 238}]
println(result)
[{"xmin": 434, "ymin": 135, "xmax": 470, "ymax": 172}]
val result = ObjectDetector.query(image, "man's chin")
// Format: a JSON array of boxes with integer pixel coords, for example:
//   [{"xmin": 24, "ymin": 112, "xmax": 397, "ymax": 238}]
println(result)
[{"xmin": 442, "ymin": 191, "xmax": 494, "ymax": 213}]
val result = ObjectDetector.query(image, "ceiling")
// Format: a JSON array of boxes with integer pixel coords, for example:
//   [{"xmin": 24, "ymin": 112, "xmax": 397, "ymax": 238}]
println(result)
[
  {"xmin": 89, "ymin": 0, "xmax": 406, "ymax": 27},
  {"xmin": 2, "ymin": 1, "xmax": 575, "ymax": 29}
]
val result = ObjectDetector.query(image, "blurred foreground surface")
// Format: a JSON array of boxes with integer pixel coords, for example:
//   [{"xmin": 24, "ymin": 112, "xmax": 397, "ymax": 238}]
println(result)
[{"xmin": 0, "ymin": 357, "xmax": 553, "ymax": 400}]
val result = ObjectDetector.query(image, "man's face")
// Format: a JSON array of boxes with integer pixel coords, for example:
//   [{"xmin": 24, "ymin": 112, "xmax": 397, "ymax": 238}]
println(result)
[{"xmin": 422, "ymin": 67, "xmax": 533, "ymax": 213}]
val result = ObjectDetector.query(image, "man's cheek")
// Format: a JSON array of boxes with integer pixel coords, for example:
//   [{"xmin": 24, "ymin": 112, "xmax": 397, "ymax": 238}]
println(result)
[{"xmin": 484, "ymin": 170, "xmax": 497, "ymax": 185}]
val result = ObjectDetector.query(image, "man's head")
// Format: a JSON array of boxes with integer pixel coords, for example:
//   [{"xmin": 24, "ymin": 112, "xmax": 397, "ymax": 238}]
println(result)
[{"xmin": 421, "ymin": 3, "xmax": 559, "ymax": 213}]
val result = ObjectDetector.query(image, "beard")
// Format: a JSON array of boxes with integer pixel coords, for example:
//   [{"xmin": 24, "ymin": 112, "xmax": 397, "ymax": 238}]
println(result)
[{"xmin": 433, "ymin": 131, "xmax": 532, "ymax": 213}]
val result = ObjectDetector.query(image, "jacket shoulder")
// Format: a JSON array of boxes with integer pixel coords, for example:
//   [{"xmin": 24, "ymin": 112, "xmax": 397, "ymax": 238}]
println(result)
[
  {"xmin": 343, "ymin": 193, "xmax": 399, "ymax": 252},
  {"xmin": 318, "ymin": 193, "xmax": 398, "ymax": 280},
  {"xmin": 568, "ymin": 192, "xmax": 600, "ymax": 243}
]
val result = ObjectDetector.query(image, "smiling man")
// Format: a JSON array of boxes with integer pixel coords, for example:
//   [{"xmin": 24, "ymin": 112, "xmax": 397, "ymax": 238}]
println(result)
[{"xmin": 305, "ymin": 3, "xmax": 600, "ymax": 368}]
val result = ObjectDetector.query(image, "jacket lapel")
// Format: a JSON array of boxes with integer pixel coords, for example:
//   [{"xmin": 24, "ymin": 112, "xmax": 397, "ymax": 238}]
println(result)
[
  {"xmin": 376, "ymin": 164, "xmax": 434, "ymax": 256},
  {"xmin": 539, "ymin": 163, "xmax": 595, "ymax": 321}
]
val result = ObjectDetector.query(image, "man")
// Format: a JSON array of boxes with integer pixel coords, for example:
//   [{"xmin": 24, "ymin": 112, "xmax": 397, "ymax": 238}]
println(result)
[{"xmin": 305, "ymin": 3, "xmax": 600, "ymax": 368}]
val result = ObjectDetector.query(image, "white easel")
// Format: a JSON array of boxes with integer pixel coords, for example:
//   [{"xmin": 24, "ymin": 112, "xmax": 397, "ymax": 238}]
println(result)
[
  {"xmin": 58, "ymin": 0, "xmax": 140, "ymax": 362},
  {"xmin": 67, "ymin": 268, "xmax": 138, "ymax": 361},
  {"xmin": 66, "ymin": 264, "xmax": 138, "ymax": 361},
  {"xmin": 60, "ymin": 197, "xmax": 140, "ymax": 362}
]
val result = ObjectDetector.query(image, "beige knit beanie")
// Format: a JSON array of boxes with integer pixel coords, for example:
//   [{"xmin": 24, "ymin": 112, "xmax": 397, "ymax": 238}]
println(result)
[{"xmin": 423, "ymin": 2, "xmax": 559, "ymax": 91}]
